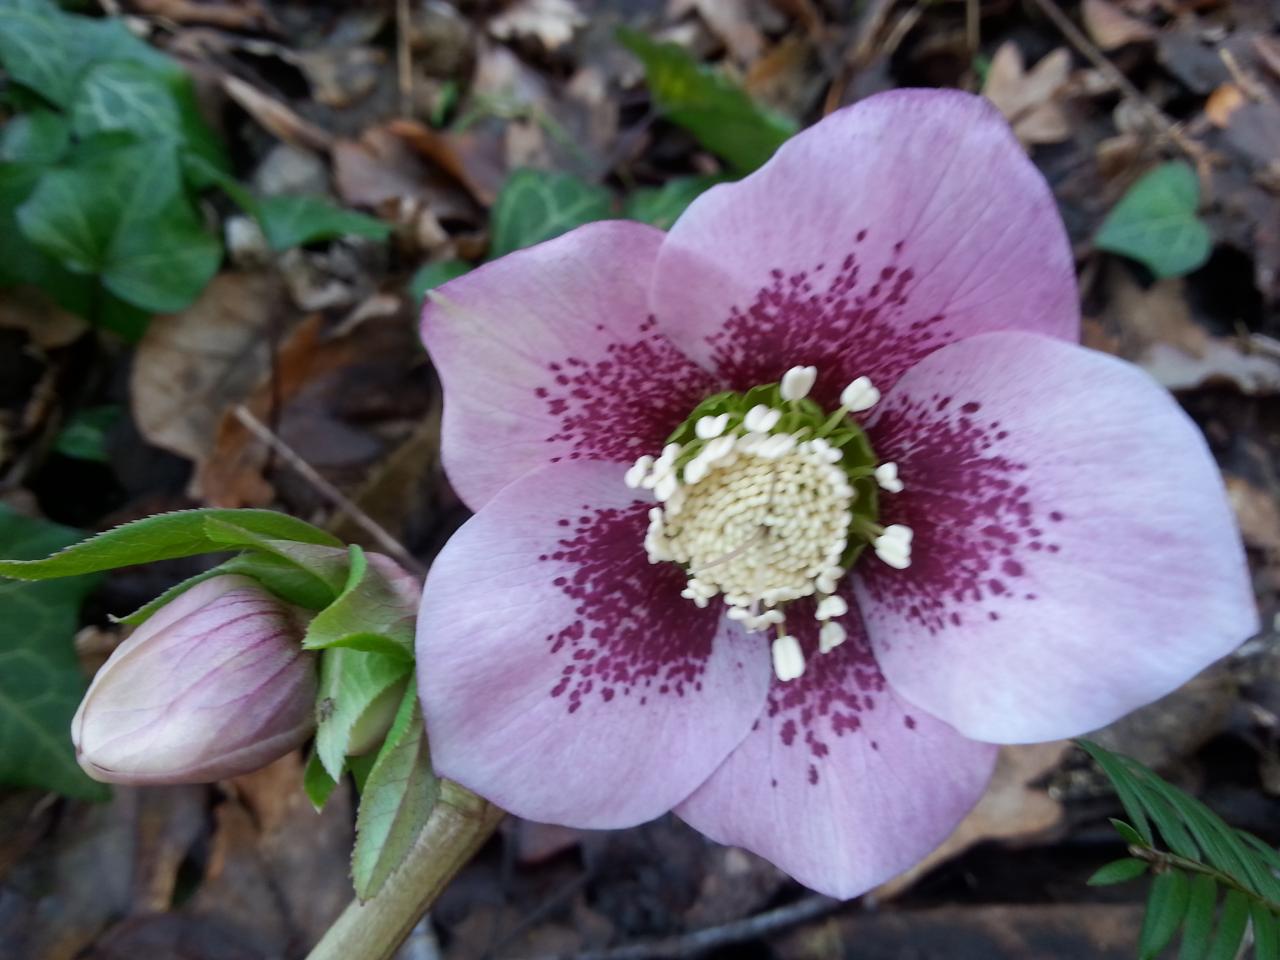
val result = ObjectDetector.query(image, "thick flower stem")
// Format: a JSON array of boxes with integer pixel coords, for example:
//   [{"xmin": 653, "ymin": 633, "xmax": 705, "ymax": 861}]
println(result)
[{"xmin": 306, "ymin": 783, "xmax": 505, "ymax": 960}]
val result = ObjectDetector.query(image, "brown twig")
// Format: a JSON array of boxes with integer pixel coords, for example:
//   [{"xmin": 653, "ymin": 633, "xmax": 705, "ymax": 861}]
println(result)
[
  {"xmin": 1025, "ymin": 0, "xmax": 1209, "ymax": 168},
  {"xmin": 231, "ymin": 405, "xmax": 426, "ymax": 577},
  {"xmin": 518, "ymin": 895, "xmax": 839, "ymax": 960}
]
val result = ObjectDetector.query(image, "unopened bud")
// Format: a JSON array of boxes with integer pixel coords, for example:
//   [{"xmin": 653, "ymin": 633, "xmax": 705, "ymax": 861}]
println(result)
[{"xmin": 72, "ymin": 575, "xmax": 317, "ymax": 784}]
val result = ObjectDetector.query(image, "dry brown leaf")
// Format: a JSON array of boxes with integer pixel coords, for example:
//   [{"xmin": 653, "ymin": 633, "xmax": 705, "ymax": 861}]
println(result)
[
  {"xmin": 1206, "ymin": 83, "xmax": 1248, "ymax": 128},
  {"xmin": 687, "ymin": 0, "xmax": 766, "ymax": 64},
  {"xmin": 130, "ymin": 272, "xmax": 288, "ymax": 463},
  {"xmin": 290, "ymin": 46, "xmax": 386, "ymax": 109},
  {"xmin": 1226, "ymin": 474, "xmax": 1280, "ymax": 552},
  {"xmin": 0, "ymin": 288, "xmax": 87, "ymax": 349},
  {"xmin": 127, "ymin": 0, "xmax": 271, "ymax": 29},
  {"xmin": 1083, "ymin": 0, "xmax": 1155, "ymax": 51},
  {"xmin": 1105, "ymin": 270, "xmax": 1280, "ymax": 394},
  {"xmin": 388, "ymin": 119, "xmax": 505, "ymax": 207},
  {"xmin": 982, "ymin": 43, "xmax": 1073, "ymax": 146},
  {"xmin": 875, "ymin": 742, "xmax": 1070, "ymax": 899},
  {"xmin": 221, "ymin": 74, "xmax": 334, "ymax": 153},
  {"xmin": 489, "ymin": 0, "xmax": 585, "ymax": 50}
]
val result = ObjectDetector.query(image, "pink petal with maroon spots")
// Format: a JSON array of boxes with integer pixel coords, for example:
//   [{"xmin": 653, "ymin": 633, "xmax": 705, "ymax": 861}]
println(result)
[
  {"xmin": 856, "ymin": 332, "xmax": 1258, "ymax": 744},
  {"xmin": 417, "ymin": 459, "xmax": 771, "ymax": 827},
  {"xmin": 421, "ymin": 221, "xmax": 720, "ymax": 510},
  {"xmin": 649, "ymin": 89, "xmax": 1078, "ymax": 408},
  {"xmin": 676, "ymin": 606, "xmax": 995, "ymax": 899}
]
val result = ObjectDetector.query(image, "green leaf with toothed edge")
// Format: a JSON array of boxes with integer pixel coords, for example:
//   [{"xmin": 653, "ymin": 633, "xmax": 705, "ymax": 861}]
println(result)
[
  {"xmin": 304, "ymin": 748, "xmax": 339, "ymax": 812},
  {"xmin": 302, "ymin": 545, "xmax": 415, "ymax": 662},
  {"xmin": 314, "ymin": 646, "xmax": 412, "ymax": 782},
  {"xmin": 0, "ymin": 509, "xmax": 341, "ymax": 581},
  {"xmin": 115, "ymin": 550, "xmax": 342, "ymax": 627},
  {"xmin": 351, "ymin": 681, "xmax": 439, "ymax": 901}
]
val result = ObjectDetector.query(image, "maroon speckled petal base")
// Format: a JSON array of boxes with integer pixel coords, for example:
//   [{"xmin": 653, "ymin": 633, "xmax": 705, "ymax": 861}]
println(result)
[{"xmin": 417, "ymin": 460, "xmax": 772, "ymax": 828}]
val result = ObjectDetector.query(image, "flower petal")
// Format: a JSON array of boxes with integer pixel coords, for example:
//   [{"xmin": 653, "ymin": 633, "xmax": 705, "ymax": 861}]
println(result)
[
  {"xmin": 856, "ymin": 332, "xmax": 1258, "ymax": 743},
  {"xmin": 421, "ymin": 221, "xmax": 719, "ymax": 509},
  {"xmin": 650, "ymin": 89, "xmax": 1078, "ymax": 406},
  {"xmin": 677, "ymin": 606, "xmax": 995, "ymax": 899},
  {"xmin": 417, "ymin": 459, "xmax": 771, "ymax": 827}
]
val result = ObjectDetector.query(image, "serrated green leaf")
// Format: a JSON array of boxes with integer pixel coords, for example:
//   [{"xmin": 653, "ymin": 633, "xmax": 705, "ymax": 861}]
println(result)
[
  {"xmin": 54, "ymin": 405, "xmax": 118, "ymax": 462},
  {"xmin": 1254, "ymin": 902, "xmax": 1280, "ymax": 960},
  {"xmin": 1095, "ymin": 161, "xmax": 1212, "ymax": 279},
  {"xmin": 255, "ymin": 194, "xmax": 390, "ymax": 251},
  {"xmin": 408, "ymin": 259, "xmax": 471, "ymax": 303},
  {"xmin": 303, "ymin": 546, "xmax": 415, "ymax": 661},
  {"xmin": 315, "ymin": 647, "xmax": 412, "ymax": 781},
  {"xmin": 201, "ymin": 519, "xmax": 350, "ymax": 596},
  {"xmin": 489, "ymin": 169, "xmax": 613, "ymax": 259},
  {"xmin": 304, "ymin": 748, "xmax": 339, "ymax": 812},
  {"xmin": 0, "ymin": 110, "xmax": 69, "ymax": 165},
  {"xmin": 351, "ymin": 682, "xmax": 439, "ymax": 901},
  {"xmin": 1178, "ymin": 874, "xmax": 1217, "ymax": 960},
  {"xmin": 622, "ymin": 175, "xmax": 721, "ymax": 230},
  {"xmin": 1088, "ymin": 857, "xmax": 1149, "ymax": 886},
  {"xmin": 617, "ymin": 27, "xmax": 795, "ymax": 173},
  {"xmin": 1141, "ymin": 870, "xmax": 1191, "ymax": 960},
  {"xmin": 1208, "ymin": 890, "xmax": 1250, "ymax": 960},
  {"xmin": 0, "ymin": 506, "xmax": 107, "ymax": 800},
  {"xmin": 0, "ymin": 508, "xmax": 340, "ymax": 580},
  {"xmin": 115, "ymin": 548, "xmax": 341, "ymax": 628}
]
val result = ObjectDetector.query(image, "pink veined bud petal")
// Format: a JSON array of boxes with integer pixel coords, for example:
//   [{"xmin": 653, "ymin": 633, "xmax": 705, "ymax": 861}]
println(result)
[{"xmin": 71, "ymin": 575, "xmax": 317, "ymax": 785}]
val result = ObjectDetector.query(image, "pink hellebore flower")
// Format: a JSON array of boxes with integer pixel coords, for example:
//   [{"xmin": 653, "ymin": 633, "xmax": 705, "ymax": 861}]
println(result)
[
  {"xmin": 416, "ymin": 90, "xmax": 1257, "ymax": 897},
  {"xmin": 73, "ymin": 575, "xmax": 316, "ymax": 784}
]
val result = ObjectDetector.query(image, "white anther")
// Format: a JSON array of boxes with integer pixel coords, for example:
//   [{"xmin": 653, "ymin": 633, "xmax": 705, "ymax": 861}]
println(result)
[
  {"xmin": 624, "ymin": 456, "xmax": 654, "ymax": 489},
  {"xmin": 757, "ymin": 433, "xmax": 798, "ymax": 459},
  {"xmin": 819, "ymin": 620, "xmax": 847, "ymax": 654},
  {"xmin": 815, "ymin": 594, "xmax": 848, "ymax": 620},
  {"xmin": 696, "ymin": 414, "xmax": 730, "ymax": 439},
  {"xmin": 654, "ymin": 472, "xmax": 679, "ymax": 501},
  {"xmin": 780, "ymin": 366, "xmax": 818, "ymax": 401},
  {"xmin": 806, "ymin": 438, "xmax": 839, "ymax": 465},
  {"xmin": 684, "ymin": 457, "xmax": 710, "ymax": 486},
  {"xmin": 744, "ymin": 405, "xmax": 782, "ymax": 432},
  {"xmin": 702, "ymin": 435, "xmax": 735, "ymax": 463},
  {"xmin": 771, "ymin": 634, "xmax": 806, "ymax": 682},
  {"xmin": 840, "ymin": 376, "xmax": 881, "ymax": 413},
  {"xmin": 873, "ymin": 524, "xmax": 914, "ymax": 569},
  {"xmin": 874, "ymin": 462, "xmax": 904, "ymax": 494}
]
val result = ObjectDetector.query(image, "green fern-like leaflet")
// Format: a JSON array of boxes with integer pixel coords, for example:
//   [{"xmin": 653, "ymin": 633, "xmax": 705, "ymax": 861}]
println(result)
[{"xmin": 1080, "ymin": 739, "xmax": 1280, "ymax": 959}]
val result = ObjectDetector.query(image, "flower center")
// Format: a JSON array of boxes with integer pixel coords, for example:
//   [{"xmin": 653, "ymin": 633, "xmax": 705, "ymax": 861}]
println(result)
[{"xmin": 625, "ymin": 366, "xmax": 913, "ymax": 682}]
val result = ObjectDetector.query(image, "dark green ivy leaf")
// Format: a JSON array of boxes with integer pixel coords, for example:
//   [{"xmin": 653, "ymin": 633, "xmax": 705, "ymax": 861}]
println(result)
[
  {"xmin": 489, "ymin": 168, "xmax": 613, "ymax": 259},
  {"xmin": 0, "ymin": 506, "xmax": 107, "ymax": 800}
]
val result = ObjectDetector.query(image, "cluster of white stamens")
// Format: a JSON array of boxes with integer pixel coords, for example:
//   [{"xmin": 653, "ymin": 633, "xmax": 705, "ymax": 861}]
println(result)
[{"xmin": 627, "ymin": 366, "xmax": 915, "ymax": 683}]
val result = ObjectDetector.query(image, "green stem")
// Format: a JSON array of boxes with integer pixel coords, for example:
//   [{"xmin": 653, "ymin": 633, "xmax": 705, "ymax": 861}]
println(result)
[
  {"xmin": 307, "ymin": 783, "xmax": 505, "ymax": 960},
  {"xmin": 1130, "ymin": 845, "xmax": 1280, "ymax": 914}
]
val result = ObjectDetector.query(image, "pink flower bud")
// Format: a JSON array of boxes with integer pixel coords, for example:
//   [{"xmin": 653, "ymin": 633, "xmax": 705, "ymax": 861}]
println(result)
[{"xmin": 72, "ymin": 575, "xmax": 317, "ymax": 784}]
